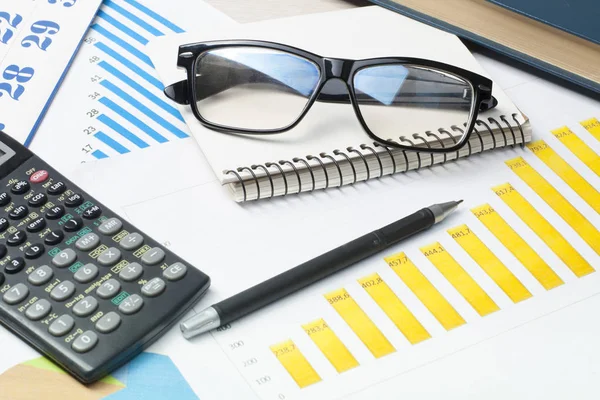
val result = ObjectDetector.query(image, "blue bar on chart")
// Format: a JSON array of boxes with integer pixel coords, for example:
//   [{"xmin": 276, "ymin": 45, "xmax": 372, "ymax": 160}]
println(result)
[
  {"xmin": 123, "ymin": 0, "xmax": 185, "ymax": 33},
  {"xmin": 97, "ymin": 114, "xmax": 149, "ymax": 149},
  {"xmin": 96, "ymin": 9, "xmax": 149, "ymax": 44},
  {"xmin": 99, "ymin": 80, "xmax": 188, "ymax": 138},
  {"xmin": 98, "ymin": 61, "xmax": 183, "ymax": 121},
  {"xmin": 98, "ymin": 97, "xmax": 168, "ymax": 143},
  {"xmin": 90, "ymin": 24, "xmax": 153, "ymax": 66},
  {"xmin": 94, "ymin": 131, "xmax": 130, "ymax": 154},
  {"xmin": 92, "ymin": 150, "xmax": 109, "ymax": 159},
  {"xmin": 94, "ymin": 42, "xmax": 163, "ymax": 89},
  {"xmin": 103, "ymin": 0, "xmax": 164, "ymax": 36}
]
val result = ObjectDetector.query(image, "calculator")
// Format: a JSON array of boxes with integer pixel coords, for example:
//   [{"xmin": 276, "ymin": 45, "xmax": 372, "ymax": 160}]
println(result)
[{"xmin": 0, "ymin": 131, "xmax": 211, "ymax": 383}]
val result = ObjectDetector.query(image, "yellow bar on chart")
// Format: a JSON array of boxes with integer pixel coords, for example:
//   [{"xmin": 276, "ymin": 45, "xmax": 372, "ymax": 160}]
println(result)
[
  {"xmin": 324, "ymin": 288, "xmax": 395, "ymax": 358},
  {"xmin": 358, "ymin": 273, "xmax": 431, "ymax": 344},
  {"xmin": 270, "ymin": 339, "xmax": 321, "ymax": 388},
  {"xmin": 420, "ymin": 242, "xmax": 499, "ymax": 316},
  {"xmin": 493, "ymin": 181, "xmax": 595, "ymax": 278},
  {"xmin": 506, "ymin": 157, "xmax": 600, "ymax": 259},
  {"xmin": 385, "ymin": 252, "xmax": 465, "ymax": 330},
  {"xmin": 552, "ymin": 126, "xmax": 600, "ymax": 176},
  {"xmin": 448, "ymin": 224, "xmax": 532, "ymax": 303},
  {"xmin": 526, "ymin": 141, "xmax": 600, "ymax": 214},
  {"xmin": 581, "ymin": 118, "xmax": 600, "ymax": 141},
  {"xmin": 472, "ymin": 204, "xmax": 563, "ymax": 290},
  {"xmin": 302, "ymin": 319, "xmax": 359, "ymax": 373}
]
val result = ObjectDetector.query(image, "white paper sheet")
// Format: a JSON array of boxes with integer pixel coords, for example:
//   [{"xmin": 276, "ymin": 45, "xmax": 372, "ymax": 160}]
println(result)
[{"xmin": 46, "ymin": 68, "xmax": 600, "ymax": 399}]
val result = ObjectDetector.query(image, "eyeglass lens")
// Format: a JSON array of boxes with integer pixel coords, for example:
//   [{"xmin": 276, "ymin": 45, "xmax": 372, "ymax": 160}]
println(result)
[
  {"xmin": 353, "ymin": 65, "xmax": 475, "ymax": 149},
  {"xmin": 194, "ymin": 47, "xmax": 321, "ymax": 131}
]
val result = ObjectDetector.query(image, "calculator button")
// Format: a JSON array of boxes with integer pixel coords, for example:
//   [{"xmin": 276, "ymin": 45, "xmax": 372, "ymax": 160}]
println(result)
[
  {"xmin": 82, "ymin": 205, "xmax": 102, "ymax": 220},
  {"xmin": 73, "ymin": 296, "xmax": 98, "ymax": 317},
  {"xmin": 64, "ymin": 193, "xmax": 84, "ymax": 208},
  {"xmin": 0, "ymin": 192, "xmax": 10, "ymax": 206},
  {"xmin": 11, "ymin": 180, "xmax": 30, "ymax": 194},
  {"xmin": 47, "ymin": 181, "xmax": 66, "ymax": 195},
  {"xmin": 50, "ymin": 281, "xmax": 76, "ymax": 301},
  {"xmin": 44, "ymin": 230, "xmax": 64, "ymax": 245},
  {"xmin": 75, "ymin": 233, "xmax": 100, "ymax": 251},
  {"xmin": 52, "ymin": 249, "xmax": 77, "ymax": 268},
  {"xmin": 0, "ymin": 244, "xmax": 6, "ymax": 259},
  {"xmin": 3, "ymin": 283, "xmax": 29, "ymax": 305},
  {"xmin": 95, "ymin": 311, "xmax": 121, "ymax": 334},
  {"xmin": 28, "ymin": 265, "xmax": 53, "ymax": 286},
  {"xmin": 0, "ymin": 272, "xmax": 4, "ymax": 286},
  {"xmin": 163, "ymin": 262, "xmax": 187, "ymax": 281},
  {"xmin": 9, "ymin": 205, "xmax": 28, "ymax": 220},
  {"xmin": 119, "ymin": 262, "xmax": 143, "ymax": 282},
  {"xmin": 49, "ymin": 315, "xmax": 74, "ymax": 337},
  {"xmin": 141, "ymin": 247, "xmax": 165, "ymax": 266},
  {"xmin": 97, "ymin": 247, "xmax": 121, "ymax": 266},
  {"xmin": 141, "ymin": 277, "xmax": 166, "ymax": 297},
  {"xmin": 45, "ymin": 205, "xmax": 65, "ymax": 220},
  {"xmin": 24, "ymin": 243, "xmax": 44, "ymax": 259},
  {"xmin": 119, "ymin": 233, "xmax": 144, "ymax": 251},
  {"xmin": 63, "ymin": 217, "xmax": 83, "ymax": 232},
  {"xmin": 25, "ymin": 299, "xmax": 52, "ymax": 321},
  {"xmin": 26, "ymin": 217, "xmax": 46, "ymax": 233},
  {"xmin": 74, "ymin": 263, "xmax": 99, "ymax": 283},
  {"xmin": 29, "ymin": 170, "xmax": 49, "ymax": 184},
  {"xmin": 27, "ymin": 192, "xmax": 48, "ymax": 207},
  {"xmin": 0, "ymin": 217, "xmax": 8, "ymax": 232},
  {"xmin": 119, "ymin": 294, "xmax": 144, "ymax": 315},
  {"xmin": 72, "ymin": 331, "xmax": 98, "ymax": 353},
  {"xmin": 7, "ymin": 230, "xmax": 26, "ymax": 246},
  {"xmin": 98, "ymin": 218, "xmax": 122, "ymax": 235},
  {"xmin": 5, "ymin": 257, "xmax": 25, "ymax": 274},
  {"xmin": 96, "ymin": 278, "xmax": 120, "ymax": 299}
]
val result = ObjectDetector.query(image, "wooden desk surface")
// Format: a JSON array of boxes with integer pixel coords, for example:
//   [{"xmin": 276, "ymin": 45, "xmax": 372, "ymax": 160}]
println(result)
[{"xmin": 205, "ymin": 0, "xmax": 368, "ymax": 23}]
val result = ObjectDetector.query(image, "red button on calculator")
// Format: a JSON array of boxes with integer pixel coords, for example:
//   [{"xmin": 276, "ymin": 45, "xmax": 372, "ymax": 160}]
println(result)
[{"xmin": 29, "ymin": 170, "xmax": 48, "ymax": 183}]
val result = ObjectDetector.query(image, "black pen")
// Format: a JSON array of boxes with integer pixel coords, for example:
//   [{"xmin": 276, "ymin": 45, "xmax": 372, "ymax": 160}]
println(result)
[{"xmin": 181, "ymin": 200, "xmax": 462, "ymax": 339}]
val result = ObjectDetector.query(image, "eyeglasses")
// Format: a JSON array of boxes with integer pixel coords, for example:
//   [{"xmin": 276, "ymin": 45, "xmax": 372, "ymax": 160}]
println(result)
[{"xmin": 164, "ymin": 40, "xmax": 498, "ymax": 152}]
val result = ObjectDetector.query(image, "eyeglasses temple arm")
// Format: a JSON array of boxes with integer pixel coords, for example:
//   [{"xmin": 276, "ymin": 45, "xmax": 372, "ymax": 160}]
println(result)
[{"xmin": 164, "ymin": 80, "xmax": 190, "ymax": 105}]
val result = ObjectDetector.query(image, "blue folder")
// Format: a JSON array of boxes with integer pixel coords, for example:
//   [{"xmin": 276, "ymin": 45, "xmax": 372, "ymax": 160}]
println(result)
[
  {"xmin": 369, "ymin": 0, "xmax": 600, "ymax": 94},
  {"xmin": 489, "ymin": 0, "xmax": 600, "ymax": 46}
]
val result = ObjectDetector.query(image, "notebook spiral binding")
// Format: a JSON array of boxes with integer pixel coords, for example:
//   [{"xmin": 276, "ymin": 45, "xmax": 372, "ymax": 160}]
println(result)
[{"xmin": 225, "ymin": 114, "xmax": 526, "ymax": 202}]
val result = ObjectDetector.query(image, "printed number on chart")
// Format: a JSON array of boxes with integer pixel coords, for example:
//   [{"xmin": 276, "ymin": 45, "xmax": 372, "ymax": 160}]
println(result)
[
  {"xmin": 0, "ymin": 65, "xmax": 35, "ymax": 101},
  {"xmin": 48, "ymin": 0, "xmax": 78, "ymax": 8},
  {"xmin": 0, "ymin": 12, "xmax": 23, "ymax": 44},
  {"xmin": 22, "ymin": 20, "xmax": 60, "ymax": 51}
]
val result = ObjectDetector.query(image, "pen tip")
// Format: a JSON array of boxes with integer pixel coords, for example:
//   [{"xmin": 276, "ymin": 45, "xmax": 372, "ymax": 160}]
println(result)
[{"xmin": 457, "ymin": 199, "xmax": 464, "ymax": 205}]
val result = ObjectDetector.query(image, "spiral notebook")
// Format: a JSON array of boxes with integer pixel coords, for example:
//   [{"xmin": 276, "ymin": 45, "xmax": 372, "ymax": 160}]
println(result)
[{"xmin": 147, "ymin": 6, "xmax": 532, "ymax": 202}]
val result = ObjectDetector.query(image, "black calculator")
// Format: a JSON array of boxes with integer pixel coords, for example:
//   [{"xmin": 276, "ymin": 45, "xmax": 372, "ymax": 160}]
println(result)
[{"xmin": 0, "ymin": 131, "xmax": 210, "ymax": 383}]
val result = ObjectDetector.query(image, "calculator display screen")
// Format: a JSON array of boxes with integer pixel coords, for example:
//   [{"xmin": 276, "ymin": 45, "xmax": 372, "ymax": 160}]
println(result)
[{"xmin": 0, "ymin": 142, "xmax": 16, "ymax": 166}]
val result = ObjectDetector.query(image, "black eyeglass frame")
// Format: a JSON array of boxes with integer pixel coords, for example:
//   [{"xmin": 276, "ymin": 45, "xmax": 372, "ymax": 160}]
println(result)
[{"xmin": 165, "ymin": 40, "xmax": 498, "ymax": 153}]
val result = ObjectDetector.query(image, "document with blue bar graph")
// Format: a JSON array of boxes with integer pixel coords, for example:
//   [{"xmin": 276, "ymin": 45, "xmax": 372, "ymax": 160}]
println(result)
[
  {"xmin": 29, "ymin": 0, "xmax": 233, "ymax": 170},
  {"xmin": 0, "ymin": 0, "xmax": 103, "ymax": 146}
]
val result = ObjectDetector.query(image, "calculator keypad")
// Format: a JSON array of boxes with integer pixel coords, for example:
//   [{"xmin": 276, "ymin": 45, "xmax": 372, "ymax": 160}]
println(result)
[{"xmin": 0, "ymin": 156, "xmax": 210, "ymax": 383}]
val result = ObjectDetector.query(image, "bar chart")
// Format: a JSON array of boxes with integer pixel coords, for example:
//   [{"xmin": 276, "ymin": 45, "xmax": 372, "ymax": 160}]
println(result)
[
  {"xmin": 86, "ymin": 0, "xmax": 188, "ymax": 159},
  {"xmin": 30, "ymin": 0, "xmax": 232, "ymax": 168},
  {"xmin": 207, "ymin": 118, "xmax": 600, "ymax": 400}
]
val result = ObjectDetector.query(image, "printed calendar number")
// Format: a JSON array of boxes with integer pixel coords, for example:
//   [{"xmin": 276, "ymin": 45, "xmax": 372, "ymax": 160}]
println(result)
[
  {"xmin": 0, "ymin": 65, "xmax": 35, "ymax": 100},
  {"xmin": 22, "ymin": 20, "xmax": 60, "ymax": 51},
  {"xmin": 0, "ymin": 12, "xmax": 23, "ymax": 44},
  {"xmin": 48, "ymin": 0, "xmax": 78, "ymax": 7}
]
